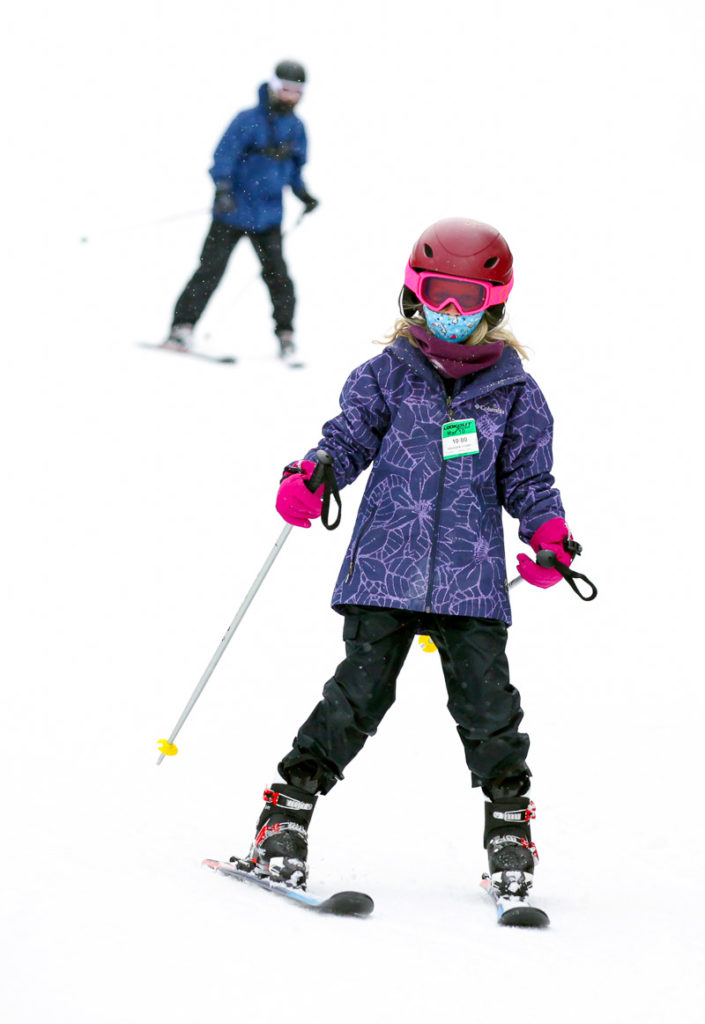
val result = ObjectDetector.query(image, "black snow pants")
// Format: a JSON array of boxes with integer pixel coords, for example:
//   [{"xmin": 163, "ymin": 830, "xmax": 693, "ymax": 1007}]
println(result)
[
  {"xmin": 278, "ymin": 605, "xmax": 530, "ymax": 795},
  {"xmin": 171, "ymin": 219, "xmax": 295, "ymax": 333}
]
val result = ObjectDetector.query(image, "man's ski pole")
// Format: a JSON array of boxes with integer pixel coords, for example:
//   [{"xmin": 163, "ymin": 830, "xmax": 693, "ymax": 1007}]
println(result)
[
  {"xmin": 156, "ymin": 450, "xmax": 338, "ymax": 765},
  {"xmin": 80, "ymin": 207, "xmax": 210, "ymax": 245},
  {"xmin": 221, "ymin": 211, "xmax": 307, "ymax": 306}
]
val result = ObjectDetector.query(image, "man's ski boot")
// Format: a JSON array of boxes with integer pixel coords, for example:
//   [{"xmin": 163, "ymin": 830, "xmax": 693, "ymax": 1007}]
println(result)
[
  {"xmin": 482, "ymin": 774, "xmax": 538, "ymax": 902},
  {"xmin": 234, "ymin": 783, "xmax": 317, "ymax": 889},
  {"xmin": 276, "ymin": 328, "xmax": 303, "ymax": 366},
  {"xmin": 165, "ymin": 323, "xmax": 194, "ymax": 350}
]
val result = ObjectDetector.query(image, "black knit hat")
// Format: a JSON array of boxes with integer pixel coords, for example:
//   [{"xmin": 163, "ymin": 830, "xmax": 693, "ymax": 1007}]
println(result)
[{"xmin": 274, "ymin": 60, "xmax": 306, "ymax": 84}]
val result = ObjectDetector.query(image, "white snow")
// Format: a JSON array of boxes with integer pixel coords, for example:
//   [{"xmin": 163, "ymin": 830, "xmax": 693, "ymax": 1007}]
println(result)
[{"xmin": 3, "ymin": 2, "xmax": 704, "ymax": 1022}]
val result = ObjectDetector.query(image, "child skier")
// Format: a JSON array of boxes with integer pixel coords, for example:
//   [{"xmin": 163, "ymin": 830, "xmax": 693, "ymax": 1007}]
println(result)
[{"xmin": 236, "ymin": 217, "xmax": 579, "ymax": 906}]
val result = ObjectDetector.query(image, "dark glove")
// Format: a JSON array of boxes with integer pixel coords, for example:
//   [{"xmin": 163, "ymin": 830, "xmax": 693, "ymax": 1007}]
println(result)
[
  {"xmin": 297, "ymin": 190, "xmax": 319, "ymax": 215},
  {"xmin": 213, "ymin": 181, "xmax": 236, "ymax": 216}
]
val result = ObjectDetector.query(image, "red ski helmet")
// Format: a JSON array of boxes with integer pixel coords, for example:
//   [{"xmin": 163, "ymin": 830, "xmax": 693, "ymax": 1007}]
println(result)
[{"xmin": 401, "ymin": 218, "xmax": 513, "ymax": 323}]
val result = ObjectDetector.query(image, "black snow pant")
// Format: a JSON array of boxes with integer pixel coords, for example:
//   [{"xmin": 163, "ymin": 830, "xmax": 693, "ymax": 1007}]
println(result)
[
  {"xmin": 278, "ymin": 605, "xmax": 530, "ymax": 795},
  {"xmin": 171, "ymin": 219, "xmax": 295, "ymax": 333}
]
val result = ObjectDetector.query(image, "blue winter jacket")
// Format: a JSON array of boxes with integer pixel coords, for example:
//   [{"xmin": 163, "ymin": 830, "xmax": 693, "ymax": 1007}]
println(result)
[
  {"xmin": 305, "ymin": 339, "xmax": 565, "ymax": 625},
  {"xmin": 209, "ymin": 84, "xmax": 308, "ymax": 232}
]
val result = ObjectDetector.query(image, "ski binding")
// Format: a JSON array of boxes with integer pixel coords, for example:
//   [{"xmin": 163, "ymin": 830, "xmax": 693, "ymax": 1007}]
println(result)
[{"xmin": 481, "ymin": 872, "xmax": 550, "ymax": 928}]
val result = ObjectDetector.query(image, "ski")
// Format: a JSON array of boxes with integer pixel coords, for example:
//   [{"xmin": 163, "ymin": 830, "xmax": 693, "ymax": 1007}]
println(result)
[
  {"xmin": 202, "ymin": 859, "xmax": 374, "ymax": 917},
  {"xmin": 481, "ymin": 874, "xmax": 550, "ymax": 928},
  {"xmin": 138, "ymin": 341, "xmax": 237, "ymax": 364},
  {"xmin": 279, "ymin": 352, "xmax": 305, "ymax": 369}
]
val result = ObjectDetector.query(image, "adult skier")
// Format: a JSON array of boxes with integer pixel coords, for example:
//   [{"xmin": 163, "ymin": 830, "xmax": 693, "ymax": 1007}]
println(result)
[
  {"xmin": 167, "ymin": 60, "xmax": 319, "ymax": 363},
  {"xmin": 236, "ymin": 217, "xmax": 580, "ymax": 913}
]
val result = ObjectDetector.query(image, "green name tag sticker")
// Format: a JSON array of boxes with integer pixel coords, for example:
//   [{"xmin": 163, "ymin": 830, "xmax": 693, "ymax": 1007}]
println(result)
[{"xmin": 442, "ymin": 419, "xmax": 479, "ymax": 458}]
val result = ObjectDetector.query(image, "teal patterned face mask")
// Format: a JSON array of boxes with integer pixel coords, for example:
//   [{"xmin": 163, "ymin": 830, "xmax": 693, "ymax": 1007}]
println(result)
[{"xmin": 423, "ymin": 306, "xmax": 484, "ymax": 342}]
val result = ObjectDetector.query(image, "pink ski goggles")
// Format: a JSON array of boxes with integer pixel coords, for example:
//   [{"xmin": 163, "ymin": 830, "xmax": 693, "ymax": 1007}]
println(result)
[{"xmin": 404, "ymin": 264, "xmax": 514, "ymax": 315}]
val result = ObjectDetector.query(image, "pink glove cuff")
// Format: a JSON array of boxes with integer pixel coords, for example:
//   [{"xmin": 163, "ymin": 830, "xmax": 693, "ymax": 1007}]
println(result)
[{"xmin": 275, "ymin": 460, "xmax": 324, "ymax": 529}]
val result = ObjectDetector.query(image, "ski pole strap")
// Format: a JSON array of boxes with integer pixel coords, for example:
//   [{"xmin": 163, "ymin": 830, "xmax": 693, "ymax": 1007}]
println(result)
[
  {"xmin": 536, "ymin": 548, "xmax": 598, "ymax": 602},
  {"xmin": 306, "ymin": 449, "xmax": 342, "ymax": 531}
]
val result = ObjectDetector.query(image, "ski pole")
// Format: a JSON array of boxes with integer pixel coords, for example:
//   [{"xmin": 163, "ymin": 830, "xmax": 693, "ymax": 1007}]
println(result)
[
  {"xmin": 285, "ymin": 210, "xmax": 306, "ymax": 234},
  {"xmin": 217, "ymin": 211, "xmax": 308, "ymax": 308},
  {"xmin": 156, "ymin": 450, "xmax": 337, "ymax": 765},
  {"xmin": 81, "ymin": 196, "xmax": 310, "ymax": 244},
  {"xmin": 508, "ymin": 548, "xmax": 598, "ymax": 601},
  {"xmin": 80, "ymin": 207, "xmax": 210, "ymax": 244}
]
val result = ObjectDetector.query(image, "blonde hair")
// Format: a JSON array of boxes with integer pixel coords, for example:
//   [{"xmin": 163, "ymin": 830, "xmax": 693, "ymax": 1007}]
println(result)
[{"xmin": 379, "ymin": 313, "xmax": 530, "ymax": 360}]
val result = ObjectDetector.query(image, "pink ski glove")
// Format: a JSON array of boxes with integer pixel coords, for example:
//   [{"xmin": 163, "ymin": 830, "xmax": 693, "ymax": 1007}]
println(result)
[
  {"xmin": 275, "ymin": 460, "xmax": 324, "ymax": 529},
  {"xmin": 516, "ymin": 517, "xmax": 573, "ymax": 589}
]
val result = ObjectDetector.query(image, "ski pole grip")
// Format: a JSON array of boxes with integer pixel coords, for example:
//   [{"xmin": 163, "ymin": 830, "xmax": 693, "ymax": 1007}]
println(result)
[
  {"xmin": 536, "ymin": 549, "xmax": 598, "ymax": 602},
  {"xmin": 304, "ymin": 449, "xmax": 341, "ymax": 530},
  {"xmin": 305, "ymin": 449, "xmax": 333, "ymax": 493}
]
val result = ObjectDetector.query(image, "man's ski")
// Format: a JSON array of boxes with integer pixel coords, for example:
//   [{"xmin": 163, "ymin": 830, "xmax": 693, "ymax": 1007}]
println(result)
[
  {"xmin": 279, "ymin": 352, "xmax": 305, "ymax": 370},
  {"xmin": 138, "ymin": 341, "xmax": 237, "ymax": 364},
  {"xmin": 481, "ymin": 874, "xmax": 550, "ymax": 928},
  {"xmin": 202, "ymin": 859, "xmax": 374, "ymax": 917}
]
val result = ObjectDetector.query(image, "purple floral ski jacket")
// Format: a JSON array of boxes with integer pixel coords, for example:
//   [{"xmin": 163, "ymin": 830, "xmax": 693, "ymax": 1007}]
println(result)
[{"xmin": 305, "ymin": 338, "xmax": 564, "ymax": 624}]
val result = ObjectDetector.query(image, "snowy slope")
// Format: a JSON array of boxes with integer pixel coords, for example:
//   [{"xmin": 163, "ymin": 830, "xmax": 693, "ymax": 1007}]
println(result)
[{"xmin": 3, "ymin": 2, "xmax": 705, "ymax": 1022}]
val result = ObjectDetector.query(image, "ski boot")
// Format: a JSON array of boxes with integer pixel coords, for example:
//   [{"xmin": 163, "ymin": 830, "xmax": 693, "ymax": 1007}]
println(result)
[
  {"xmin": 234, "ymin": 783, "xmax": 317, "ymax": 889},
  {"xmin": 275, "ymin": 328, "xmax": 299, "ymax": 365},
  {"xmin": 482, "ymin": 774, "xmax": 538, "ymax": 902},
  {"xmin": 165, "ymin": 323, "xmax": 193, "ymax": 350}
]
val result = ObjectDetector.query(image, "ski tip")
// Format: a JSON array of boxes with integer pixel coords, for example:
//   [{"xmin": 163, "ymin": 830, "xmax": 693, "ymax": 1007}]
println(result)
[
  {"xmin": 317, "ymin": 891, "xmax": 374, "ymax": 917},
  {"xmin": 498, "ymin": 906, "xmax": 550, "ymax": 929}
]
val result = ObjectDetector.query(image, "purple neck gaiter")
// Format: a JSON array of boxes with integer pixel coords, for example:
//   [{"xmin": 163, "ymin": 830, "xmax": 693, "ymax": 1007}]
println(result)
[{"xmin": 407, "ymin": 325, "xmax": 505, "ymax": 379}]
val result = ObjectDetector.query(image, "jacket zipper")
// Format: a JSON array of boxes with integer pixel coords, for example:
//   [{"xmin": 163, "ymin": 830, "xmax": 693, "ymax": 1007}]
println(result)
[{"xmin": 424, "ymin": 392, "xmax": 455, "ymax": 613}]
